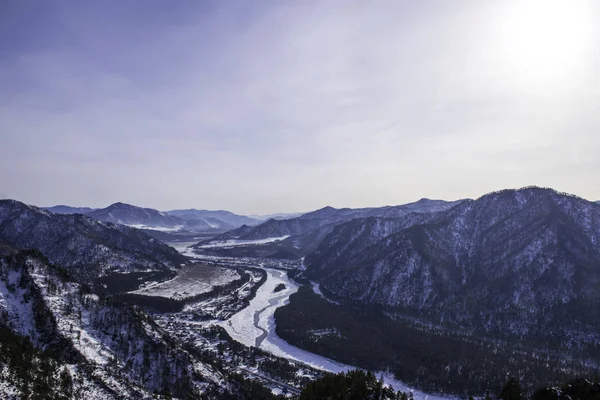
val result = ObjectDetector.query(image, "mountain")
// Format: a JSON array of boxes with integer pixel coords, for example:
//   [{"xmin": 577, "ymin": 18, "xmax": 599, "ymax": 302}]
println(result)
[
  {"xmin": 88, "ymin": 202, "xmax": 184, "ymax": 231},
  {"xmin": 0, "ymin": 200, "xmax": 186, "ymax": 280},
  {"xmin": 43, "ymin": 205, "xmax": 96, "ymax": 214},
  {"xmin": 167, "ymin": 209, "xmax": 261, "ymax": 228},
  {"xmin": 219, "ymin": 199, "xmax": 464, "ymax": 241},
  {"xmin": 0, "ymin": 250, "xmax": 235, "ymax": 398},
  {"xmin": 250, "ymin": 212, "xmax": 304, "ymax": 221},
  {"xmin": 86, "ymin": 204, "xmax": 261, "ymax": 235},
  {"xmin": 195, "ymin": 199, "xmax": 464, "ymax": 259},
  {"xmin": 305, "ymin": 187, "xmax": 600, "ymax": 343}
]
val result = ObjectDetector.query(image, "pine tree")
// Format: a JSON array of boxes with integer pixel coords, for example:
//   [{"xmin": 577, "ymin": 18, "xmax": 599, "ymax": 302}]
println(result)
[{"xmin": 500, "ymin": 377, "xmax": 522, "ymax": 400}]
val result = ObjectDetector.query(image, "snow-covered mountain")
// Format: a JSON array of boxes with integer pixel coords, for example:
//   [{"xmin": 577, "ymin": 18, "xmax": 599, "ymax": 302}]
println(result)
[
  {"xmin": 196, "ymin": 199, "xmax": 464, "ymax": 258},
  {"xmin": 0, "ymin": 250, "xmax": 232, "ymax": 399},
  {"xmin": 250, "ymin": 212, "xmax": 304, "ymax": 221},
  {"xmin": 218, "ymin": 199, "xmax": 464, "ymax": 241},
  {"xmin": 0, "ymin": 200, "xmax": 186, "ymax": 280},
  {"xmin": 305, "ymin": 187, "xmax": 600, "ymax": 343},
  {"xmin": 43, "ymin": 205, "xmax": 97, "ymax": 214},
  {"xmin": 166, "ymin": 209, "xmax": 261, "ymax": 228},
  {"xmin": 88, "ymin": 202, "xmax": 184, "ymax": 231},
  {"xmin": 84, "ymin": 204, "xmax": 262, "ymax": 234}
]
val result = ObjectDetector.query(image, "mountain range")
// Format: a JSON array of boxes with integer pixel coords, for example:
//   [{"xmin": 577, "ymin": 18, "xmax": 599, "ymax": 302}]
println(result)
[
  {"xmin": 3, "ymin": 187, "xmax": 600, "ymax": 398},
  {"xmin": 44, "ymin": 202, "xmax": 263, "ymax": 234},
  {"xmin": 43, "ymin": 205, "xmax": 97, "ymax": 214},
  {"xmin": 0, "ymin": 200, "xmax": 186, "ymax": 280},
  {"xmin": 303, "ymin": 187, "xmax": 600, "ymax": 345},
  {"xmin": 195, "ymin": 198, "xmax": 465, "ymax": 259},
  {"xmin": 166, "ymin": 208, "xmax": 261, "ymax": 230}
]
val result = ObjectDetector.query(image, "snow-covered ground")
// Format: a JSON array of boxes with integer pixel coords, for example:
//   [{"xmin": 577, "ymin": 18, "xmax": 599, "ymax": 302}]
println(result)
[
  {"xmin": 130, "ymin": 264, "xmax": 239, "ymax": 300},
  {"xmin": 124, "ymin": 224, "xmax": 184, "ymax": 232},
  {"xmin": 310, "ymin": 281, "xmax": 340, "ymax": 305},
  {"xmin": 170, "ymin": 241, "xmax": 203, "ymax": 258},
  {"xmin": 168, "ymin": 243, "xmax": 451, "ymax": 400},
  {"xmin": 218, "ymin": 267, "xmax": 450, "ymax": 400},
  {"xmin": 197, "ymin": 236, "xmax": 290, "ymax": 249}
]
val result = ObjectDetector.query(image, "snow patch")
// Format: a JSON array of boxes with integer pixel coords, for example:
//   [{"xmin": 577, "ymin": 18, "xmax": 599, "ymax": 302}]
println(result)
[{"xmin": 198, "ymin": 236, "xmax": 291, "ymax": 249}]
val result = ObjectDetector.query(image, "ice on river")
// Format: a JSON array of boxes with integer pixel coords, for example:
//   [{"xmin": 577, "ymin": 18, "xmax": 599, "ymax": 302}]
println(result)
[
  {"xmin": 169, "ymin": 244, "xmax": 451, "ymax": 400},
  {"xmin": 220, "ymin": 268, "xmax": 451, "ymax": 400}
]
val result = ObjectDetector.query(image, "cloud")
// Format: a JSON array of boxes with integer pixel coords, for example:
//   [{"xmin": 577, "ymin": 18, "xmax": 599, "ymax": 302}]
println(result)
[{"xmin": 1, "ymin": 1, "xmax": 599, "ymax": 213}]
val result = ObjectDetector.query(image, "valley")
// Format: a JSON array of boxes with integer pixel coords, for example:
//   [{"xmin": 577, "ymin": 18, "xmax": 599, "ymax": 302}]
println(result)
[
  {"xmin": 2, "ymin": 187, "xmax": 600, "ymax": 398},
  {"xmin": 144, "ymin": 242, "xmax": 454, "ymax": 399}
]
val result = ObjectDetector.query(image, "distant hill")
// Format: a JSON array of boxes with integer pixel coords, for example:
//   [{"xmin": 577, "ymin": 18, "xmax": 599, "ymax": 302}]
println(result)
[
  {"xmin": 43, "ymin": 205, "xmax": 97, "ymax": 214},
  {"xmin": 0, "ymin": 200, "xmax": 186, "ymax": 280},
  {"xmin": 88, "ymin": 202, "xmax": 183, "ymax": 230},
  {"xmin": 194, "ymin": 199, "xmax": 464, "ymax": 259},
  {"xmin": 250, "ymin": 212, "xmax": 304, "ymax": 221},
  {"xmin": 166, "ymin": 209, "xmax": 261, "ymax": 229},
  {"xmin": 77, "ymin": 204, "xmax": 262, "ymax": 234}
]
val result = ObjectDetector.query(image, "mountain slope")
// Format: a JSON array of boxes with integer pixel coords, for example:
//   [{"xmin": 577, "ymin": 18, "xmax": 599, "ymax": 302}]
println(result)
[
  {"xmin": 0, "ymin": 250, "xmax": 225, "ymax": 399},
  {"xmin": 250, "ymin": 212, "xmax": 304, "ymax": 221},
  {"xmin": 216, "ymin": 199, "xmax": 464, "ymax": 241},
  {"xmin": 167, "ymin": 209, "xmax": 261, "ymax": 228},
  {"xmin": 305, "ymin": 187, "xmax": 600, "ymax": 343},
  {"xmin": 0, "ymin": 200, "xmax": 186, "ymax": 280},
  {"xmin": 195, "ymin": 199, "xmax": 464, "ymax": 259},
  {"xmin": 88, "ymin": 202, "xmax": 184, "ymax": 230}
]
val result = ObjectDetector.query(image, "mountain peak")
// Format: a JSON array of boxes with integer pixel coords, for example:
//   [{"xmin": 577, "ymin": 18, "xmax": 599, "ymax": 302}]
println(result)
[{"xmin": 107, "ymin": 201, "xmax": 135, "ymax": 209}]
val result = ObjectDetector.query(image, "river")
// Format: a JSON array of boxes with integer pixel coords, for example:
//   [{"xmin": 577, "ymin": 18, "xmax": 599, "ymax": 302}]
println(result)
[
  {"xmin": 174, "ymin": 244, "xmax": 450, "ymax": 399},
  {"xmin": 219, "ymin": 267, "xmax": 450, "ymax": 400}
]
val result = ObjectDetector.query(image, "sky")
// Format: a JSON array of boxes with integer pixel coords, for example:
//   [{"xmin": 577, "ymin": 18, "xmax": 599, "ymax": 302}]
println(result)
[{"xmin": 1, "ymin": 0, "xmax": 599, "ymax": 214}]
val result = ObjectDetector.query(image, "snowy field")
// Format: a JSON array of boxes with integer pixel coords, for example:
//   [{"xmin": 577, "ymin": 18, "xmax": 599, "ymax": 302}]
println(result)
[
  {"xmin": 170, "ymin": 241, "xmax": 203, "ymax": 258},
  {"xmin": 125, "ymin": 224, "xmax": 184, "ymax": 232},
  {"xmin": 129, "ymin": 264, "xmax": 239, "ymax": 300},
  {"xmin": 197, "ymin": 236, "xmax": 290, "ymax": 249}
]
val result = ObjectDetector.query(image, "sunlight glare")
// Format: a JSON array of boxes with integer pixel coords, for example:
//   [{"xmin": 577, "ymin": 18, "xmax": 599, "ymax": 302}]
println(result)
[{"xmin": 495, "ymin": 0, "xmax": 597, "ymax": 88}]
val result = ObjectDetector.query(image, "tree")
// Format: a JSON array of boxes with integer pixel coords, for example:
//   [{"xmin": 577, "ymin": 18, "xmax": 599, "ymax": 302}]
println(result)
[
  {"xmin": 500, "ymin": 377, "xmax": 522, "ymax": 400},
  {"xmin": 299, "ymin": 369, "xmax": 403, "ymax": 400}
]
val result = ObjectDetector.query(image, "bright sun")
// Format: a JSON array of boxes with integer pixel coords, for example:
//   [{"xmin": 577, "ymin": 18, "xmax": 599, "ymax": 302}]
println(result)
[{"xmin": 493, "ymin": 0, "xmax": 598, "ymax": 88}]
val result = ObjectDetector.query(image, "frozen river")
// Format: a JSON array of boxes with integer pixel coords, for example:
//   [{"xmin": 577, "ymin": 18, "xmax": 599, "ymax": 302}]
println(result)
[
  {"xmin": 174, "ymin": 244, "xmax": 450, "ymax": 400},
  {"xmin": 219, "ymin": 267, "xmax": 450, "ymax": 400},
  {"xmin": 219, "ymin": 268, "xmax": 354, "ymax": 372}
]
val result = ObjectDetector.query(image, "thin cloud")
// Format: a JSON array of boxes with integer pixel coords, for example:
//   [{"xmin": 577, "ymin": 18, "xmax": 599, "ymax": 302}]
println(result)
[{"xmin": 1, "ymin": 1, "xmax": 599, "ymax": 213}]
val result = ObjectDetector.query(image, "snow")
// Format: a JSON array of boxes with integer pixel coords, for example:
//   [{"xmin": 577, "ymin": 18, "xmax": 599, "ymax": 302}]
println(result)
[
  {"xmin": 310, "ymin": 281, "xmax": 340, "ymax": 305},
  {"xmin": 29, "ymin": 266, "xmax": 116, "ymax": 366},
  {"xmin": 124, "ymin": 224, "xmax": 184, "ymax": 232},
  {"xmin": 198, "ymin": 236, "xmax": 291, "ymax": 249},
  {"xmin": 0, "ymin": 270, "xmax": 38, "ymax": 341},
  {"xmin": 219, "ymin": 268, "xmax": 298, "ymax": 348},
  {"xmin": 170, "ymin": 241, "xmax": 200, "ymax": 258},
  {"xmin": 218, "ymin": 267, "xmax": 449, "ymax": 400},
  {"xmin": 0, "ymin": 364, "xmax": 20, "ymax": 398},
  {"xmin": 129, "ymin": 264, "xmax": 239, "ymax": 300},
  {"xmin": 167, "ymin": 245, "xmax": 451, "ymax": 399}
]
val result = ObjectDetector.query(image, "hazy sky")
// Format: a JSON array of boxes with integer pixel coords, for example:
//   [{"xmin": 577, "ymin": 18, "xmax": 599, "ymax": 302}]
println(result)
[{"xmin": 1, "ymin": 1, "xmax": 599, "ymax": 214}]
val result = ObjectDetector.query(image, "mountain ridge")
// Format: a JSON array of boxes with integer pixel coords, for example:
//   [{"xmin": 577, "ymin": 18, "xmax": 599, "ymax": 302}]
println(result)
[
  {"xmin": 0, "ymin": 200, "xmax": 186, "ymax": 280},
  {"xmin": 193, "ymin": 199, "xmax": 465, "ymax": 259},
  {"xmin": 304, "ymin": 187, "xmax": 600, "ymax": 344},
  {"xmin": 43, "ymin": 205, "xmax": 97, "ymax": 214}
]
